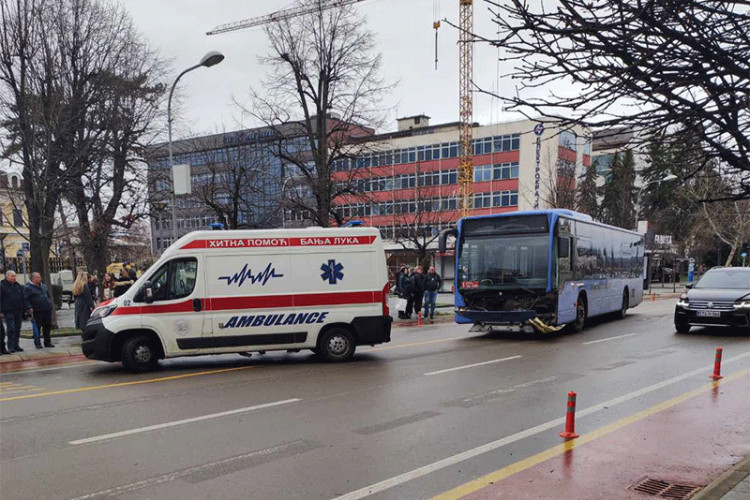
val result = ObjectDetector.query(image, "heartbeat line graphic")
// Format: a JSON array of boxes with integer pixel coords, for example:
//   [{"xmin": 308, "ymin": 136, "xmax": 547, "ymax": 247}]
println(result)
[{"xmin": 218, "ymin": 263, "xmax": 284, "ymax": 287}]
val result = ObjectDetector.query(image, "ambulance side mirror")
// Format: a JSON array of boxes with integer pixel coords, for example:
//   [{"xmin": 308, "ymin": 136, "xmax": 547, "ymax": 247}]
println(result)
[{"xmin": 143, "ymin": 280, "xmax": 154, "ymax": 304}]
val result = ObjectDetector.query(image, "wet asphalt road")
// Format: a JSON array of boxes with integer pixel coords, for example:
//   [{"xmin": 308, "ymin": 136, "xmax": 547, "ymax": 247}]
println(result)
[{"xmin": 1, "ymin": 299, "xmax": 748, "ymax": 500}]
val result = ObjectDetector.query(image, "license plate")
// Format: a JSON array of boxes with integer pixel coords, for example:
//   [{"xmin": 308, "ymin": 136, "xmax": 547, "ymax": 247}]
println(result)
[{"xmin": 697, "ymin": 310, "xmax": 721, "ymax": 318}]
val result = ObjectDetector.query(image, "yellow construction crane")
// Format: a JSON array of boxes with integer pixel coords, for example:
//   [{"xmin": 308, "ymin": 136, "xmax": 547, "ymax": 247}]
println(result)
[{"xmin": 207, "ymin": 0, "xmax": 474, "ymax": 218}]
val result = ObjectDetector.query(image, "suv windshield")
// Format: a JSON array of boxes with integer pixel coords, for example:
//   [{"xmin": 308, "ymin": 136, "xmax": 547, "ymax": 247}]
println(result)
[
  {"xmin": 695, "ymin": 269, "xmax": 750, "ymax": 290},
  {"xmin": 459, "ymin": 234, "xmax": 548, "ymax": 289}
]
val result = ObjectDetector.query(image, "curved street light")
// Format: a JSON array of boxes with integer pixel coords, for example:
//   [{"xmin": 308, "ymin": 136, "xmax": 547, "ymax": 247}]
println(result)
[{"xmin": 167, "ymin": 51, "xmax": 225, "ymax": 242}]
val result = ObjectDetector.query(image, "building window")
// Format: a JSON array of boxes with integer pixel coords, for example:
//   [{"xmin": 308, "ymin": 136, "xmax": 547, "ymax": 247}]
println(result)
[
  {"xmin": 493, "ymin": 162, "xmax": 519, "ymax": 180},
  {"xmin": 13, "ymin": 209, "xmax": 23, "ymax": 227},
  {"xmin": 492, "ymin": 190, "xmax": 519, "ymax": 207},
  {"xmin": 473, "ymin": 164, "xmax": 493, "ymax": 182},
  {"xmin": 473, "ymin": 192, "xmax": 493, "ymax": 208},
  {"xmin": 441, "ymin": 169, "xmax": 458, "ymax": 184}
]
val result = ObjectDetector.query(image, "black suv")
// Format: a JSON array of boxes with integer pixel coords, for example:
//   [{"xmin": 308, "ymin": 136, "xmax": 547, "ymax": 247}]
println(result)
[{"xmin": 674, "ymin": 267, "xmax": 750, "ymax": 334}]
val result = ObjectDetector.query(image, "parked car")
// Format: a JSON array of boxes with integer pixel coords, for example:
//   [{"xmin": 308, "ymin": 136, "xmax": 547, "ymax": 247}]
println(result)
[
  {"xmin": 53, "ymin": 270, "xmax": 74, "ymax": 304},
  {"xmin": 674, "ymin": 267, "xmax": 750, "ymax": 334}
]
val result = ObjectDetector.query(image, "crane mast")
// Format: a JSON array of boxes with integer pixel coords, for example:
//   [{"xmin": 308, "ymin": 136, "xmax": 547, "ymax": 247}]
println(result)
[
  {"xmin": 208, "ymin": 0, "xmax": 475, "ymax": 219},
  {"xmin": 457, "ymin": 0, "xmax": 473, "ymax": 217}
]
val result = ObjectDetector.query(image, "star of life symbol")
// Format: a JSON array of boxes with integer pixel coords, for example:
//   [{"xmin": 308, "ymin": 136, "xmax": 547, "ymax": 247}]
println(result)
[{"xmin": 321, "ymin": 259, "xmax": 344, "ymax": 284}]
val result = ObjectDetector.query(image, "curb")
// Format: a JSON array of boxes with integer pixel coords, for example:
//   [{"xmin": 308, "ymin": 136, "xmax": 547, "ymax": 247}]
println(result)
[
  {"xmin": 0, "ymin": 348, "xmax": 82, "ymax": 364},
  {"xmin": 692, "ymin": 454, "xmax": 750, "ymax": 500}
]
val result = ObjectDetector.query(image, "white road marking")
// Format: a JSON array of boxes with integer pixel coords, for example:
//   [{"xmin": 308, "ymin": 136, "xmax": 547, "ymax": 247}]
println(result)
[
  {"xmin": 69, "ymin": 398, "xmax": 300, "ymax": 445},
  {"xmin": 582, "ymin": 333, "xmax": 639, "ymax": 345},
  {"xmin": 68, "ymin": 440, "xmax": 314, "ymax": 500},
  {"xmin": 424, "ymin": 355, "xmax": 522, "ymax": 376},
  {"xmin": 332, "ymin": 351, "xmax": 750, "ymax": 500}
]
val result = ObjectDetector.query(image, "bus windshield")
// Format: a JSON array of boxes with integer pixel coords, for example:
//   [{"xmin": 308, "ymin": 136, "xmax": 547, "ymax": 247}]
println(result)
[{"xmin": 459, "ymin": 234, "xmax": 548, "ymax": 289}]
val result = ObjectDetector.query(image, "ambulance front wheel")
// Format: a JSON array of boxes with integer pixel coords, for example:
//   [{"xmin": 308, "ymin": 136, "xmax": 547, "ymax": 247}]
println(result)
[
  {"xmin": 121, "ymin": 335, "xmax": 160, "ymax": 372},
  {"xmin": 317, "ymin": 327, "xmax": 355, "ymax": 362}
]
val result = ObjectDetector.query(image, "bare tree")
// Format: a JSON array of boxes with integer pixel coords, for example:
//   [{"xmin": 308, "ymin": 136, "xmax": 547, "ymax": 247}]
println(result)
[
  {"xmin": 1, "ymin": 0, "xmax": 164, "ymax": 301},
  {"xmin": 190, "ymin": 138, "xmax": 281, "ymax": 229},
  {"xmin": 691, "ymin": 168, "xmax": 750, "ymax": 265},
  {"xmin": 391, "ymin": 181, "xmax": 445, "ymax": 270},
  {"xmin": 541, "ymin": 148, "xmax": 577, "ymax": 210},
  {"xmin": 247, "ymin": 0, "xmax": 393, "ymax": 226},
  {"xmin": 483, "ymin": 0, "xmax": 750, "ymax": 199},
  {"xmin": 64, "ymin": 13, "xmax": 166, "ymax": 291}
]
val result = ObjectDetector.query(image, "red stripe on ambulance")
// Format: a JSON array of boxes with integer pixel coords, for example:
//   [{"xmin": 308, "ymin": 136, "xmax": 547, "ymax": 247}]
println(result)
[
  {"xmin": 180, "ymin": 235, "xmax": 376, "ymax": 250},
  {"xmin": 110, "ymin": 290, "xmax": 383, "ymax": 315}
]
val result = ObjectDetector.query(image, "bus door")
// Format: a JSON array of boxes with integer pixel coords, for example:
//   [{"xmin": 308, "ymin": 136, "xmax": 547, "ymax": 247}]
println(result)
[{"xmin": 557, "ymin": 235, "xmax": 578, "ymax": 324}]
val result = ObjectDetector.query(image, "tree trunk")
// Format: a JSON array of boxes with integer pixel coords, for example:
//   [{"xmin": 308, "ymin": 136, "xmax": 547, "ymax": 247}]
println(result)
[{"xmin": 725, "ymin": 243, "xmax": 738, "ymax": 266}]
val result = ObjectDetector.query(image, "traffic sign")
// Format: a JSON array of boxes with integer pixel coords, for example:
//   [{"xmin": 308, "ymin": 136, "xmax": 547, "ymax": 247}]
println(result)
[
  {"xmin": 534, "ymin": 123, "xmax": 545, "ymax": 136},
  {"xmin": 22, "ymin": 242, "xmax": 29, "ymax": 251}
]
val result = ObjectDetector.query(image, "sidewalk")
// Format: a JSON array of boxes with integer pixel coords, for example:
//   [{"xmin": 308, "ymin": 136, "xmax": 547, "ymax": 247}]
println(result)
[{"xmin": 445, "ymin": 370, "xmax": 750, "ymax": 500}]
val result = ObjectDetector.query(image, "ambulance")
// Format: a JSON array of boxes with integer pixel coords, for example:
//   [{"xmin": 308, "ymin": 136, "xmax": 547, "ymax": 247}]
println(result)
[{"xmin": 82, "ymin": 227, "xmax": 392, "ymax": 372}]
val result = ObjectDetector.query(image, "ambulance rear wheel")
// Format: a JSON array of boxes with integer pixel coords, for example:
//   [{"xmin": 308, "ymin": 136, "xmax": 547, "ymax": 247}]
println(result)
[
  {"xmin": 121, "ymin": 335, "xmax": 159, "ymax": 373},
  {"xmin": 317, "ymin": 328, "xmax": 355, "ymax": 362}
]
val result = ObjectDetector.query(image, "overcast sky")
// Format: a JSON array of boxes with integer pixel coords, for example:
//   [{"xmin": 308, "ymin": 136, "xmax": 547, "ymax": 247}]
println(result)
[{"xmin": 124, "ymin": 0, "xmax": 524, "ymax": 139}]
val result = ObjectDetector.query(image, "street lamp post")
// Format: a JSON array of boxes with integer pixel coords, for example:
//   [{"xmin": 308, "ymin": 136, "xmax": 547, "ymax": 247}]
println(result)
[{"xmin": 167, "ymin": 51, "xmax": 225, "ymax": 243}]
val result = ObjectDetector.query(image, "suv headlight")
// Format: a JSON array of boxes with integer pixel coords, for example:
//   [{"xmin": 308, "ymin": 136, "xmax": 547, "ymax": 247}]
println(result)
[
  {"xmin": 91, "ymin": 304, "xmax": 117, "ymax": 319},
  {"xmin": 733, "ymin": 300, "xmax": 750, "ymax": 310},
  {"xmin": 677, "ymin": 295, "xmax": 689, "ymax": 308}
]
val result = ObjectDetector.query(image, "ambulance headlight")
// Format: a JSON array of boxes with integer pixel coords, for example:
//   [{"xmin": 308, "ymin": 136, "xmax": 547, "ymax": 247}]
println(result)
[{"xmin": 91, "ymin": 304, "xmax": 117, "ymax": 319}]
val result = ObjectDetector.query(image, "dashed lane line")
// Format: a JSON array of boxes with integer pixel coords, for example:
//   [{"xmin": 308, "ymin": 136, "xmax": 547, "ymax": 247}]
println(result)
[
  {"xmin": 425, "ymin": 355, "xmax": 522, "ymax": 376},
  {"xmin": 582, "ymin": 333, "xmax": 639, "ymax": 345},
  {"xmin": 69, "ymin": 398, "xmax": 301, "ymax": 445}
]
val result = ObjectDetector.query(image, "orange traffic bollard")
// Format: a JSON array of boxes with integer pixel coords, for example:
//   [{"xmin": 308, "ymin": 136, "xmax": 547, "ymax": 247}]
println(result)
[
  {"xmin": 651, "ymin": 292, "xmax": 656, "ymax": 301},
  {"xmin": 710, "ymin": 347, "xmax": 723, "ymax": 380},
  {"xmin": 560, "ymin": 391, "xmax": 580, "ymax": 439},
  {"xmin": 417, "ymin": 312, "xmax": 423, "ymax": 327}
]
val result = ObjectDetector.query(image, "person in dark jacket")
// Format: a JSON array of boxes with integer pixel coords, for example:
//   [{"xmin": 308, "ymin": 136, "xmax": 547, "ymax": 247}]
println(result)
[
  {"xmin": 423, "ymin": 266, "xmax": 442, "ymax": 321},
  {"xmin": 403, "ymin": 268, "xmax": 415, "ymax": 319},
  {"xmin": 1, "ymin": 270, "xmax": 26, "ymax": 353},
  {"xmin": 73, "ymin": 272, "xmax": 95, "ymax": 331},
  {"xmin": 411, "ymin": 266, "xmax": 425, "ymax": 319},
  {"xmin": 396, "ymin": 266, "xmax": 409, "ymax": 319},
  {"xmin": 24, "ymin": 272, "xmax": 54, "ymax": 348},
  {"xmin": 87, "ymin": 274, "xmax": 98, "ymax": 302}
]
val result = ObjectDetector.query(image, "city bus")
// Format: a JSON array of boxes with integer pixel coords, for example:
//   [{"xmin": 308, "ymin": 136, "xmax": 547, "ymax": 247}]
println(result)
[{"xmin": 439, "ymin": 209, "xmax": 644, "ymax": 333}]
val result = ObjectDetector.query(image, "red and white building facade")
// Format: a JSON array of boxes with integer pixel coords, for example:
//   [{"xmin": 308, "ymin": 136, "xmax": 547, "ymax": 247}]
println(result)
[{"xmin": 324, "ymin": 115, "xmax": 591, "ymax": 279}]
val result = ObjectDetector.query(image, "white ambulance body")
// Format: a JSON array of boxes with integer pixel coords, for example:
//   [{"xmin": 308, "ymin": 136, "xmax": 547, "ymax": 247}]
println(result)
[{"xmin": 82, "ymin": 227, "xmax": 392, "ymax": 372}]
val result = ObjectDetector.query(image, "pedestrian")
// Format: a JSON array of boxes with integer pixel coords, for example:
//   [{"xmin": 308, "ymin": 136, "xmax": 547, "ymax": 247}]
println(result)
[
  {"xmin": 74, "ymin": 272, "xmax": 95, "ymax": 331},
  {"xmin": 423, "ymin": 266, "xmax": 442, "ymax": 321},
  {"xmin": 102, "ymin": 273, "xmax": 116, "ymax": 300},
  {"xmin": 23, "ymin": 272, "xmax": 54, "ymax": 348},
  {"xmin": 114, "ymin": 268, "xmax": 134, "ymax": 297},
  {"xmin": 411, "ymin": 266, "xmax": 425, "ymax": 319},
  {"xmin": 87, "ymin": 273, "xmax": 98, "ymax": 301},
  {"xmin": 403, "ymin": 268, "xmax": 415, "ymax": 319},
  {"xmin": 1, "ymin": 270, "xmax": 25, "ymax": 353},
  {"xmin": 128, "ymin": 264, "xmax": 137, "ymax": 281},
  {"xmin": 396, "ymin": 266, "xmax": 409, "ymax": 319}
]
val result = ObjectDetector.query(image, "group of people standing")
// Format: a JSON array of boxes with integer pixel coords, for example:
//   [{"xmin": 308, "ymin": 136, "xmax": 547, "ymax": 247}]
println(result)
[
  {"xmin": 0, "ymin": 266, "xmax": 130, "ymax": 354},
  {"xmin": 395, "ymin": 265, "xmax": 442, "ymax": 321},
  {"xmin": 0, "ymin": 270, "xmax": 56, "ymax": 353}
]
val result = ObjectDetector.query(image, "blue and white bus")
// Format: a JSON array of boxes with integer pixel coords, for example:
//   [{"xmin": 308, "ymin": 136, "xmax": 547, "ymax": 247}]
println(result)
[{"xmin": 439, "ymin": 209, "xmax": 644, "ymax": 333}]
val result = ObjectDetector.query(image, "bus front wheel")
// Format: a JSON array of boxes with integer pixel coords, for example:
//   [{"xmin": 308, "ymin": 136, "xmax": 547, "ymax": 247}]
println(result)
[{"xmin": 572, "ymin": 296, "xmax": 587, "ymax": 333}]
